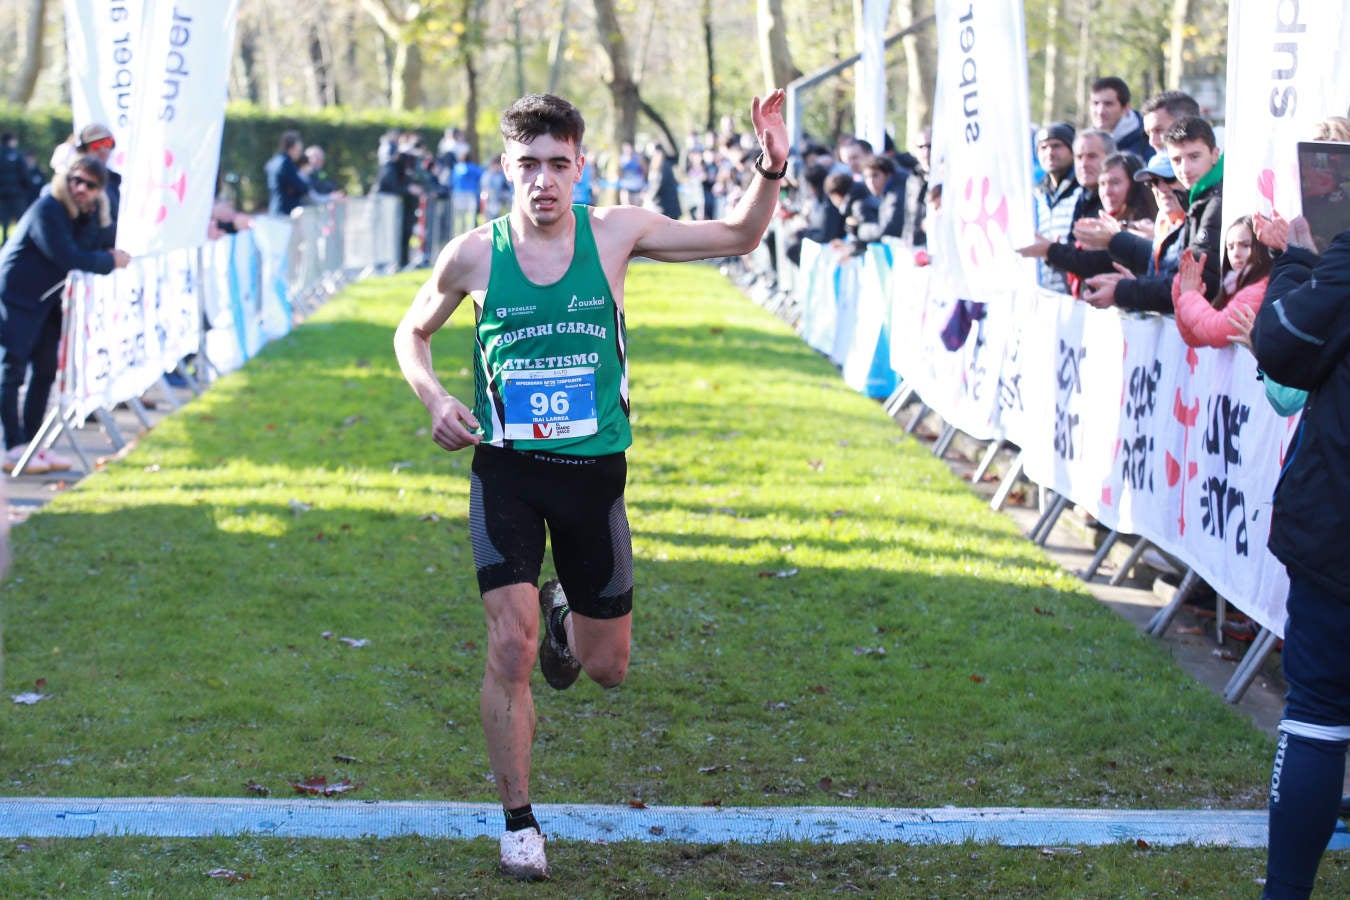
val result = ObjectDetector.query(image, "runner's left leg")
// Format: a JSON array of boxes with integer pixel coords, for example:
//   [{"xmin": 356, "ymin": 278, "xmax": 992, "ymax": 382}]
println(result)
[{"xmin": 481, "ymin": 582, "xmax": 541, "ymax": 809}]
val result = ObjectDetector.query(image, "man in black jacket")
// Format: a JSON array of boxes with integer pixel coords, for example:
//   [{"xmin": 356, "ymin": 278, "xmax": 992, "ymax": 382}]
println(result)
[
  {"xmin": 1082, "ymin": 116, "xmax": 1222, "ymax": 312},
  {"xmin": 0, "ymin": 132, "xmax": 30, "ymax": 243},
  {"xmin": 1252, "ymin": 220, "xmax": 1350, "ymax": 900}
]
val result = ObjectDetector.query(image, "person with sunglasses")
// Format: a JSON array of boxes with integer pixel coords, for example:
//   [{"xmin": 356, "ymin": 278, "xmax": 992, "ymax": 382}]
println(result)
[
  {"xmin": 75, "ymin": 124, "xmax": 120, "ymax": 248},
  {"xmin": 0, "ymin": 156, "xmax": 131, "ymax": 473}
]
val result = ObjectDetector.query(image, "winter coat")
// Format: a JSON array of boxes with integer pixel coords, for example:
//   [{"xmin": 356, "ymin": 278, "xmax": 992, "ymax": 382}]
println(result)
[{"xmin": 1251, "ymin": 231, "xmax": 1350, "ymax": 599}]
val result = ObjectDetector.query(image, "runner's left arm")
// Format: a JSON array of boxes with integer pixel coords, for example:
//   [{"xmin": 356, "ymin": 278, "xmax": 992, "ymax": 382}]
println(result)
[{"xmin": 625, "ymin": 89, "xmax": 789, "ymax": 263}]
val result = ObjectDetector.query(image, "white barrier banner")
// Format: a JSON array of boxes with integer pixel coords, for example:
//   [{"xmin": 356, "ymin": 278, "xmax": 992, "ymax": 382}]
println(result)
[
  {"xmin": 251, "ymin": 216, "xmax": 296, "ymax": 340},
  {"xmin": 930, "ymin": 0, "xmax": 1036, "ymax": 301},
  {"xmin": 63, "ymin": 0, "xmax": 142, "ymax": 155},
  {"xmin": 1223, "ymin": 0, "xmax": 1350, "ymax": 229},
  {"xmin": 801, "ymin": 245, "xmax": 1295, "ymax": 635},
  {"xmin": 118, "ymin": 0, "xmax": 239, "ymax": 256},
  {"xmin": 64, "ymin": 252, "xmax": 202, "ymax": 416}
]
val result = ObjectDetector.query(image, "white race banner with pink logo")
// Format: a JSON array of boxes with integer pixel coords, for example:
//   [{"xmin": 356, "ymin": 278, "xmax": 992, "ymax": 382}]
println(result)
[
  {"xmin": 1223, "ymin": 0, "xmax": 1350, "ymax": 228},
  {"xmin": 63, "ymin": 0, "xmax": 142, "ymax": 158},
  {"xmin": 930, "ymin": 0, "xmax": 1036, "ymax": 302},
  {"xmin": 796, "ymin": 243, "xmax": 1295, "ymax": 635},
  {"xmin": 117, "ymin": 0, "xmax": 239, "ymax": 256}
]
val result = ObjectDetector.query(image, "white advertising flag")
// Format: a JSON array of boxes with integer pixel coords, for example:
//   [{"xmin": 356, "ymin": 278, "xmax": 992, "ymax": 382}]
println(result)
[
  {"xmin": 1223, "ymin": 0, "xmax": 1350, "ymax": 227},
  {"xmin": 854, "ymin": 0, "xmax": 892, "ymax": 155},
  {"xmin": 117, "ymin": 0, "xmax": 239, "ymax": 256},
  {"xmin": 63, "ymin": 0, "xmax": 142, "ymax": 172},
  {"xmin": 930, "ymin": 0, "xmax": 1035, "ymax": 300}
]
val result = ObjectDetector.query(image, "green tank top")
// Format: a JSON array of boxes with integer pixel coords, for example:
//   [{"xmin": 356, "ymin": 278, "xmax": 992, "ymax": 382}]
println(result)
[{"xmin": 473, "ymin": 206, "xmax": 631, "ymax": 455}]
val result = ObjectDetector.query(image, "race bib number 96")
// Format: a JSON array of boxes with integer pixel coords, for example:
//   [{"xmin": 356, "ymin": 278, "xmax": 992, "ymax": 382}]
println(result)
[{"xmin": 501, "ymin": 367, "xmax": 599, "ymax": 440}]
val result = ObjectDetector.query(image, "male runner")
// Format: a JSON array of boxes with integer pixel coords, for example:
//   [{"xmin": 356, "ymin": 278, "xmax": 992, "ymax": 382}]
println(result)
[{"xmin": 393, "ymin": 89, "xmax": 788, "ymax": 879}]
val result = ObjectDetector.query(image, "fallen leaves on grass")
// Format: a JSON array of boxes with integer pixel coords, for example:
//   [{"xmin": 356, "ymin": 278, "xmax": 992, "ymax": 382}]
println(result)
[
  {"xmin": 853, "ymin": 646, "xmax": 885, "ymax": 657},
  {"xmin": 206, "ymin": 867, "xmax": 252, "ymax": 883},
  {"xmin": 698, "ymin": 764, "xmax": 731, "ymax": 774},
  {"xmin": 1033, "ymin": 607, "xmax": 1054, "ymax": 616},
  {"xmin": 320, "ymin": 632, "xmax": 370, "ymax": 648},
  {"xmin": 627, "ymin": 800, "xmax": 648, "ymax": 809},
  {"xmin": 11, "ymin": 692, "xmax": 51, "ymax": 705},
  {"xmin": 757, "ymin": 568, "xmax": 798, "ymax": 579},
  {"xmin": 245, "ymin": 780, "xmax": 270, "ymax": 796},
  {"xmin": 332, "ymin": 754, "xmax": 363, "ymax": 764},
  {"xmin": 970, "ymin": 673, "xmax": 985, "ymax": 683},
  {"xmin": 290, "ymin": 776, "xmax": 362, "ymax": 797},
  {"xmin": 289, "ymin": 499, "xmax": 312, "ymax": 514},
  {"xmin": 1040, "ymin": 847, "xmax": 1082, "ymax": 857}
]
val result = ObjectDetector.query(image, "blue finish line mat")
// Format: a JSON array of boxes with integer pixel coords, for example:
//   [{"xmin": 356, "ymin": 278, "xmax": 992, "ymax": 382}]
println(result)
[{"xmin": 6, "ymin": 798, "xmax": 1348, "ymax": 849}]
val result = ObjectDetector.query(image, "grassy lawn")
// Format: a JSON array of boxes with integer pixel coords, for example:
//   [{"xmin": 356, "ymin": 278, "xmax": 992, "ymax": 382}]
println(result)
[{"xmin": 0, "ymin": 264, "xmax": 1334, "ymax": 895}]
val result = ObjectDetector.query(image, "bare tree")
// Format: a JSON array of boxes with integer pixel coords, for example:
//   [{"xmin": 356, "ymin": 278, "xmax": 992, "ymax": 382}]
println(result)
[
  {"xmin": 758, "ymin": 0, "xmax": 800, "ymax": 97},
  {"xmin": 1166, "ymin": 0, "xmax": 1191, "ymax": 91},
  {"xmin": 895, "ymin": 0, "xmax": 935, "ymax": 148},
  {"xmin": 591, "ymin": 0, "xmax": 642, "ymax": 151},
  {"xmin": 360, "ymin": 0, "xmax": 425, "ymax": 109},
  {"xmin": 8, "ymin": 0, "xmax": 48, "ymax": 106},
  {"xmin": 1041, "ymin": 0, "xmax": 1065, "ymax": 125}
]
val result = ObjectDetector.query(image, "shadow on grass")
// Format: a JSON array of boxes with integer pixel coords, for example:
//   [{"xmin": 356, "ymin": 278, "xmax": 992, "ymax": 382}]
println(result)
[{"xmin": 1, "ymin": 499, "xmax": 1270, "ymax": 812}]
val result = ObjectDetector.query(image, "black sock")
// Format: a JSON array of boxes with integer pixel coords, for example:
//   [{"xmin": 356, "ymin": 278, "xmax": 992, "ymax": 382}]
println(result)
[{"xmin": 504, "ymin": 804, "xmax": 539, "ymax": 833}]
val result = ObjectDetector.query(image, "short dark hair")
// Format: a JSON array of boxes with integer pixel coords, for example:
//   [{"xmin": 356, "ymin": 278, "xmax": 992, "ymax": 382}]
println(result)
[
  {"xmin": 68, "ymin": 155, "xmax": 108, "ymax": 189},
  {"xmin": 1163, "ymin": 115, "xmax": 1217, "ymax": 150},
  {"xmin": 278, "ymin": 130, "xmax": 302, "ymax": 154},
  {"xmin": 500, "ymin": 93, "xmax": 585, "ymax": 147},
  {"xmin": 1091, "ymin": 76, "xmax": 1131, "ymax": 106},
  {"xmin": 824, "ymin": 172, "xmax": 855, "ymax": 198},
  {"xmin": 1140, "ymin": 90, "xmax": 1200, "ymax": 119},
  {"xmin": 863, "ymin": 156, "xmax": 896, "ymax": 177}
]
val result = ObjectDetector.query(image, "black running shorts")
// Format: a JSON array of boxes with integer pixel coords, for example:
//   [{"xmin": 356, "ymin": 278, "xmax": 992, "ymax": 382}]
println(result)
[{"xmin": 469, "ymin": 443, "xmax": 634, "ymax": 619}]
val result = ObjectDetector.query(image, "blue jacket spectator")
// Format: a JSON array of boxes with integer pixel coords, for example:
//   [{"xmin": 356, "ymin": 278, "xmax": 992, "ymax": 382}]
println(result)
[{"xmin": 265, "ymin": 131, "xmax": 309, "ymax": 216}]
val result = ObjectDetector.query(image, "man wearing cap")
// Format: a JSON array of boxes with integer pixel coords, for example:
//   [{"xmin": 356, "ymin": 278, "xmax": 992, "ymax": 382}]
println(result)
[
  {"xmin": 75, "ymin": 124, "xmax": 120, "ymax": 247},
  {"xmin": 1030, "ymin": 122, "xmax": 1079, "ymax": 292}
]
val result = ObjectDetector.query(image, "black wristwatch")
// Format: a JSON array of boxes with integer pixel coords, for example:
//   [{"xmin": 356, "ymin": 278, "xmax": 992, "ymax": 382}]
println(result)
[{"xmin": 754, "ymin": 153, "xmax": 788, "ymax": 180}]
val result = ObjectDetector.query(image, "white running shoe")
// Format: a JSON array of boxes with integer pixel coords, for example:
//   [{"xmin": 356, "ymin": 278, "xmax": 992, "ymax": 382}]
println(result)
[
  {"xmin": 37, "ymin": 447, "xmax": 74, "ymax": 471},
  {"xmin": 499, "ymin": 827, "xmax": 548, "ymax": 880},
  {"xmin": 3, "ymin": 444, "xmax": 49, "ymax": 475}
]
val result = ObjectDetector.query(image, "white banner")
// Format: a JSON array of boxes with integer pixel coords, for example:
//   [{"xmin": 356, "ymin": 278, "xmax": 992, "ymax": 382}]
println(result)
[
  {"xmin": 1223, "ymin": 0, "xmax": 1350, "ymax": 227},
  {"xmin": 797, "ymin": 241, "xmax": 1295, "ymax": 636},
  {"xmin": 117, "ymin": 0, "xmax": 239, "ymax": 256},
  {"xmin": 930, "ymin": 0, "xmax": 1036, "ymax": 301},
  {"xmin": 63, "ymin": 0, "xmax": 142, "ymax": 154},
  {"xmin": 64, "ymin": 252, "xmax": 201, "ymax": 418},
  {"xmin": 854, "ymin": 0, "xmax": 892, "ymax": 154}
]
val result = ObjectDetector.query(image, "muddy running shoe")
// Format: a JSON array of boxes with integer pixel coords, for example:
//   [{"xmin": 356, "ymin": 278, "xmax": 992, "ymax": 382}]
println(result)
[
  {"xmin": 499, "ymin": 827, "xmax": 548, "ymax": 879},
  {"xmin": 538, "ymin": 578, "xmax": 581, "ymax": 690}
]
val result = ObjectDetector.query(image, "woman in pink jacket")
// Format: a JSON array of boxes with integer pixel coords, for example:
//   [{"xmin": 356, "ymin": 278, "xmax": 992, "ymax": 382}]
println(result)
[{"xmin": 1171, "ymin": 215, "xmax": 1273, "ymax": 347}]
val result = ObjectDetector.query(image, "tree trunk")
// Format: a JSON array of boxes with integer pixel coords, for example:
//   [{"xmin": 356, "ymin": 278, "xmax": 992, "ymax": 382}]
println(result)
[
  {"xmin": 1166, "ymin": 0, "xmax": 1191, "ymax": 91},
  {"xmin": 1072, "ymin": 0, "xmax": 1095, "ymax": 125},
  {"xmin": 895, "ymin": 0, "xmax": 935, "ymax": 149},
  {"xmin": 757, "ymin": 0, "xmax": 799, "ymax": 95},
  {"xmin": 703, "ymin": 0, "xmax": 717, "ymax": 134},
  {"xmin": 592, "ymin": 0, "xmax": 641, "ymax": 150},
  {"xmin": 361, "ymin": 0, "xmax": 423, "ymax": 110},
  {"xmin": 9, "ymin": 0, "xmax": 48, "ymax": 106},
  {"xmin": 307, "ymin": 20, "xmax": 338, "ymax": 107},
  {"xmin": 1042, "ymin": 0, "xmax": 1064, "ymax": 125},
  {"xmin": 546, "ymin": 0, "xmax": 571, "ymax": 94},
  {"xmin": 236, "ymin": 21, "xmax": 263, "ymax": 105},
  {"xmin": 464, "ymin": 50, "xmax": 481, "ymax": 163}
]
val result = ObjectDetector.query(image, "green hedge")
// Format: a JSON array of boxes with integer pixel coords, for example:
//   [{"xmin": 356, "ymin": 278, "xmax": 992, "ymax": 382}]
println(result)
[{"xmin": 0, "ymin": 103, "xmax": 466, "ymax": 212}]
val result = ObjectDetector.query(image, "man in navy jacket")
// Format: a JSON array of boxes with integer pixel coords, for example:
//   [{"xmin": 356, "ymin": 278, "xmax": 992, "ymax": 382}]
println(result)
[{"xmin": 1252, "ymin": 219, "xmax": 1350, "ymax": 899}]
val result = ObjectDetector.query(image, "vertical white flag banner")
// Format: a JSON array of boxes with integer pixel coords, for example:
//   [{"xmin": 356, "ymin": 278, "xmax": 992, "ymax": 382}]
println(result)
[
  {"xmin": 63, "ymin": 0, "xmax": 142, "ymax": 172},
  {"xmin": 1224, "ymin": 0, "xmax": 1350, "ymax": 227},
  {"xmin": 854, "ymin": 0, "xmax": 892, "ymax": 154},
  {"xmin": 930, "ymin": 0, "xmax": 1035, "ymax": 301},
  {"xmin": 118, "ymin": 0, "xmax": 239, "ymax": 257}
]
